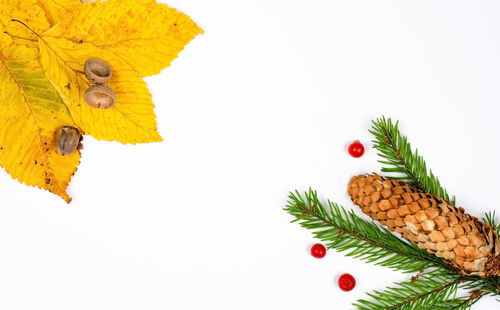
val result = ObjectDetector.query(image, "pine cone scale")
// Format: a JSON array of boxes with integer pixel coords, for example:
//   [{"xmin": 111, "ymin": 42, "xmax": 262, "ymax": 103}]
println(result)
[{"xmin": 347, "ymin": 173, "xmax": 500, "ymax": 277}]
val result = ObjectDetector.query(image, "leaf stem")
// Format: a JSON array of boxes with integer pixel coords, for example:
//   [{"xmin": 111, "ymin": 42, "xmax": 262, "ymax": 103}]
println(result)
[
  {"xmin": 2, "ymin": 31, "xmax": 37, "ymax": 42},
  {"xmin": 10, "ymin": 19, "xmax": 42, "ymax": 40}
]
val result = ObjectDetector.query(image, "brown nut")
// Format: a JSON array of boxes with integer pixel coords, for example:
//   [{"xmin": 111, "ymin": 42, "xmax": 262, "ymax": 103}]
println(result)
[
  {"xmin": 56, "ymin": 126, "xmax": 81, "ymax": 156},
  {"xmin": 84, "ymin": 84, "xmax": 116, "ymax": 109},
  {"xmin": 84, "ymin": 57, "xmax": 112, "ymax": 84}
]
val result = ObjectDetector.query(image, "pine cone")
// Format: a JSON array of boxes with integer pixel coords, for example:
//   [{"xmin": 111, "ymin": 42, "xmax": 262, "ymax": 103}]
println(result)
[{"xmin": 347, "ymin": 173, "xmax": 500, "ymax": 277}]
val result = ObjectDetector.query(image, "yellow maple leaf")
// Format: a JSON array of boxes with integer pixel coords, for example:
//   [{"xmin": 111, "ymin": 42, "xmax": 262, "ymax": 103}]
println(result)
[{"xmin": 0, "ymin": 0, "xmax": 202, "ymax": 201}]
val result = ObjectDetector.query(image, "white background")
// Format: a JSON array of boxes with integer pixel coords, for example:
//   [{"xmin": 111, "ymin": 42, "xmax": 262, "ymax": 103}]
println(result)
[{"xmin": 1, "ymin": 0, "xmax": 499, "ymax": 309}]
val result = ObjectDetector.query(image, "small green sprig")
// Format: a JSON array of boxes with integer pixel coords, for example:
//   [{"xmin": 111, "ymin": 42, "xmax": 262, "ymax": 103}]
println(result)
[
  {"xmin": 354, "ymin": 269, "xmax": 461, "ymax": 310},
  {"xmin": 370, "ymin": 117, "xmax": 456, "ymax": 205}
]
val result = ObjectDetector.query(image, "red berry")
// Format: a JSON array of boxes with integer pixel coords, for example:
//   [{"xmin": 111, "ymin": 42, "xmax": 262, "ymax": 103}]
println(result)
[
  {"xmin": 348, "ymin": 141, "xmax": 365, "ymax": 158},
  {"xmin": 338, "ymin": 273, "xmax": 356, "ymax": 291},
  {"xmin": 310, "ymin": 243, "xmax": 327, "ymax": 258}
]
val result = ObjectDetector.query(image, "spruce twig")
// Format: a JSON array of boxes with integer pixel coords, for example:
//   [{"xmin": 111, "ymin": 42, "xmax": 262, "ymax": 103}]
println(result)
[
  {"xmin": 286, "ymin": 190, "xmax": 451, "ymax": 273},
  {"xmin": 285, "ymin": 190, "xmax": 496, "ymax": 309},
  {"xmin": 370, "ymin": 117, "xmax": 456, "ymax": 205},
  {"xmin": 371, "ymin": 117, "xmax": 499, "ymax": 297},
  {"xmin": 354, "ymin": 270, "xmax": 462, "ymax": 310}
]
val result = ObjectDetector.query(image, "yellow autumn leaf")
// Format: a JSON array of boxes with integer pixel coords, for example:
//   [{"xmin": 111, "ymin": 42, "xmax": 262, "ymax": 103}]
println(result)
[
  {"xmin": 39, "ymin": 36, "xmax": 162, "ymax": 143},
  {"xmin": 0, "ymin": 44, "xmax": 81, "ymax": 202},
  {"xmin": 47, "ymin": 0, "xmax": 204, "ymax": 76},
  {"xmin": 0, "ymin": 0, "xmax": 202, "ymax": 201}
]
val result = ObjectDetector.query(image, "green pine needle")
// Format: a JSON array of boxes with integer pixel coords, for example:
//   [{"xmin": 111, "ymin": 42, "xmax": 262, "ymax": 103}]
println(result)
[
  {"xmin": 370, "ymin": 116, "xmax": 456, "ymax": 205},
  {"xmin": 285, "ymin": 189, "xmax": 451, "ymax": 273},
  {"xmin": 354, "ymin": 269, "xmax": 461, "ymax": 310},
  {"xmin": 447, "ymin": 293, "xmax": 486, "ymax": 310}
]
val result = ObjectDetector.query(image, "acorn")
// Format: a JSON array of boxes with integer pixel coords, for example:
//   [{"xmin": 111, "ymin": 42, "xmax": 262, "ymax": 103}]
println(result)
[
  {"xmin": 84, "ymin": 84, "xmax": 116, "ymax": 109},
  {"xmin": 56, "ymin": 126, "xmax": 81, "ymax": 156},
  {"xmin": 84, "ymin": 57, "xmax": 112, "ymax": 84}
]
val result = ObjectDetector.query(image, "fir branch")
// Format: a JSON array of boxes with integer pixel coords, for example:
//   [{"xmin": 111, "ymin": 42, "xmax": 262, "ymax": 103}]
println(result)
[
  {"xmin": 370, "ymin": 117, "xmax": 500, "ymax": 300},
  {"xmin": 370, "ymin": 117, "xmax": 456, "ymax": 205},
  {"xmin": 285, "ymin": 189, "xmax": 498, "ymax": 308},
  {"xmin": 354, "ymin": 269, "xmax": 462, "ymax": 310},
  {"xmin": 356, "ymin": 276, "xmax": 490, "ymax": 310},
  {"xmin": 285, "ymin": 189, "xmax": 452, "ymax": 274}
]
